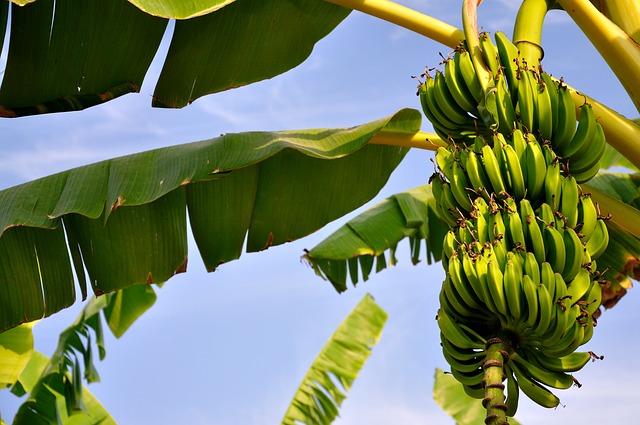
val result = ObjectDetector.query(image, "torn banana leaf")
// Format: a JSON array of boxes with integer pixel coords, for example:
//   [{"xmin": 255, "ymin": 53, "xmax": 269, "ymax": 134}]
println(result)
[
  {"xmin": 281, "ymin": 294, "xmax": 387, "ymax": 425},
  {"xmin": 304, "ymin": 184, "xmax": 446, "ymax": 292},
  {"xmin": 0, "ymin": 109, "xmax": 420, "ymax": 332}
]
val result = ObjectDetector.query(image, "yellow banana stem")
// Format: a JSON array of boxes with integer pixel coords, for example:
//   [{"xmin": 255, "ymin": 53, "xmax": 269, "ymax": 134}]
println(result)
[
  {"xmin": 583, "ymin": 184, "xmax": 640, "ymax": 240},
  {"xmin": 557, "ymin": 0, "xmax": 640, "ymax": 113},
  {"xmin": 599, "ymin": 0, "xmax": 640, "ymax": 43},
  {"xmin": 369, "ymin": 130, "xmax": 446, "ymax": 150},
  {"xmin": 563, "ymin": 84, "xmax": 640, "ymax": 171},
  {"xmin": 323, "ymin": 0, "xmax": 464, "ymax": 48},
  {"xmin": 512, "ymin": 0, "xmax": 550, "ymax": 69},
  {"xmin": 461, "ymin": 0, "xmax": 492, "ymax": 91}
]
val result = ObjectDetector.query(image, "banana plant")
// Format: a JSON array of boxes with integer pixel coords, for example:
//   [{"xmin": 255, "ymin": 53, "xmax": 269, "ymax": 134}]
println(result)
[{"xmin": 1, "ymin": 0, "xmax": 640, "ymax": 424}]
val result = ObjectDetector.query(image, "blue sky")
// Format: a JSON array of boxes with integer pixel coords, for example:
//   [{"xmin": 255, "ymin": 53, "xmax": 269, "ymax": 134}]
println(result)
[{"xmin": 1, "ymin": 1, "xmax": 640, "ymax": 424}]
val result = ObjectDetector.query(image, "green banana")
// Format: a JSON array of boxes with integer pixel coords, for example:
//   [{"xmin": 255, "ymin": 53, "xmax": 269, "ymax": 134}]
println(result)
[
  {"xmin": 559, "ymin": 175, "xmax": 580, "ymax": 228},
  {"xmin": 585, "ymin": 218, "xmax": 609, "ymax": 259},
  {"xmin": 562, "ymin": 226, "xmax": 586, "ymax": 282},
  {"xmin": 540, "ymin": 72, "xmax": 559, "ymax": 137},
  {"xmin": 482, "ymin": 143, "xmax": 507, "ymax": 195},
  {"xmin": 504, "ymin": 256, "xmax": 524, "ymax": 324},
  {"xmin": 437, "ymin": 307, "xmax": 485, "ymax": 350},
  {"xmin": 533, "ymin": 70, "xmax": 554, "ymax": 141},
  {"xmin": 523, "ymin": 251, "xmax": 542, "ymax": 287},
  {"xmin": 510, "ymin": 362, "xmax": 561, "ymax": 409},
  {"xmin": 534, "ymin": 282, "xmax": 554, "ymax": 337},
  {"xmin": 487, "ymin": 256, "xmax": 510, "ymax": 318},
  {"xmin": 543, "ymin": 225, "xmax": 567, "ymax": 273},
  {"xmin": 517, "ymin": 67, "xmax": 537, "ymax": 133},
  {"xmin": 532, "ymin": 350, "xmax": 593, "ymax": 374},
  {"xmin": 544, "ymin": 160, "xmax": 562, "ymax": 210},
  {"xmin": 502, "ymin": 142, "xmax": 527, "ymax": 201},
  {"xmin": 444, "ymin": 54, "xmax": 479, "ymax": 113},
  {"xmin": 566, "ymin": 267, "xmax": 592, "ymax": 305},
  {"xmin": 520, "ymin": 199, "xmax": 546, "ymax": 263},
  {"xmin": 495, "ymin": 72, "xmax": 518, "ymax": 134},
  {"xmin": 494, "ymin": 31, "xmax": 520, "ymax": 102},
  {"xmin": 522, "ymin": 274, "xmax": 540, "ymax": 329},
  {"xmin": 433, "ymin": 70, "xmax": 476, "ymax": 126},
  {"xmin": 511, "ymin": 352, "xmax": 575, "ymax": 390},
  {"xmin": 570, "ymin": 122, "xmax": 606, "ymax": 179},
  {"xmin": 552, "ymin": 82, "xmax": 577, "ymax": 154},
  {"xmin": 505, "ymin": 365, "xmax": 520, "ymax": 417},
  {"xmin": 480, "ymin": 31, "xmax": 501, "ymax": 75},
  {"xmin": 456, "ymin": 49, "xmax": 484, "ymax": 104},
  {"xmin": 524, "ymin": 136, "xmax": 547, "ymax": 202},
  {"xmin": 449, "ymin": 253, "xmax": 484, "ymax": 310},
  {"xmin": 562, "ymin": 103, "xmax": 597, "ymax": 159}
]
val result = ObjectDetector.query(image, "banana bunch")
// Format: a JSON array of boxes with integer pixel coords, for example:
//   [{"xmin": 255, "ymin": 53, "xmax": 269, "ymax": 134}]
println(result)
[
  {"xmin": 420, "ymin": 31, "xmax": 606, "ymax": 182},
  {"xmin": 424, "ymin": 30, "xmax": 612, "ymax": 416}
]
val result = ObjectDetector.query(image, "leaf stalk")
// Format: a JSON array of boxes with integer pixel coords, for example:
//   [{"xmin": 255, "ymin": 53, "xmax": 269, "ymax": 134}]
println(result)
[{"xmin": 323, "ymin": 0, "xmax": 464, "ymax": 48}]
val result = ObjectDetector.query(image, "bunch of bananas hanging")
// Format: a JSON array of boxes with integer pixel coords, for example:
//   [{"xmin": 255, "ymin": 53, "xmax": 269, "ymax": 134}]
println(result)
[{"xmin": 421, "ymin": 31, "xmax": 610, "ymax": 415}]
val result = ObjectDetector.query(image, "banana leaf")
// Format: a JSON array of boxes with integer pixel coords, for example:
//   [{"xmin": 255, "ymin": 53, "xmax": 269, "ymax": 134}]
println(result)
[
  {"xmin": 0, "ymin": 109, "xmax": 420, "ymax": 332},
  {"xmin": 0, "ymin": 323, "xmax": 35, "ymax": 388},
  {"xmin": 11, "ymin": 351, "xmax": 116, "ymax": 425},
  {"xmin": 0, "ymin": 0, "xmax": 350, "ymax": 115},
  {"xmin": 304, "ymin": 184, "xmax": 447, "ymax": 292},
  {"xmin": 433, "ymin": 368, "xmax": 522, "ymax": 425},
  {"xmin": 281, "ymin": 294, "xmax": 387, "ymax": 425}
]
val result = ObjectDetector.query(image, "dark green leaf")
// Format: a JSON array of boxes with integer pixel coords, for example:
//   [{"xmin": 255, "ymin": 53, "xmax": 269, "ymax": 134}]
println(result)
[
  {"xmin": 0, "ymin": 0, "xmax": 167, "ymax": 115},
  {"xmin": 152, "ymin": 0, "xmax": 350, "ymax": 107}
]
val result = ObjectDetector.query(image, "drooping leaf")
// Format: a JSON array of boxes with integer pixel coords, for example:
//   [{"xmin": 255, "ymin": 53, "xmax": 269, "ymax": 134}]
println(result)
[
  {"xmin": 102, "ymin": 285, "xmax": 158, "ymax": 339},
  {"xmin": 1, "ymin": 0, "xmax": 350, "ymax": 114},
  {"xmin": 0, "ymin": 109, "xmax": 420, "ymax": 332},
  {"xmin": 304, "ymin": 184, "xmax": 446, "ymax": 292},
  {"xmin": 152, "ymin": 0, "xmax": 351, "ymax": 107},
  {"xmin": 0, "ymin": 322, "xmax": 35, "ymax": 388},
  {"xmin": 0, "ymin": 0, "xmax": 167, "ymax": 115},
  {"xmin": 433, "ymin": 368, "xmax": 522, "ymax": 425},
  {"xmin": 281, "ymin": 294, "xmax": 387, "ymax": 425}
]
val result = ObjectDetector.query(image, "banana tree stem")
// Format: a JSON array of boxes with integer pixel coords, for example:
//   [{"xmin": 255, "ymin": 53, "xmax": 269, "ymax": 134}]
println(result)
[
  {"xmin": 369, "ymin": 130, "xmax": 446, "ymax": 150},
  {"xmin": 483, "ymin": 338, "xmax": 509, "ymax": 425},
  {"xmin": 512, "ymin": 0, "xmax": 551, "ymax": 69},
  {"xmin": 323, "ymin": 0, "xmax": 464, "ymax": 48}
]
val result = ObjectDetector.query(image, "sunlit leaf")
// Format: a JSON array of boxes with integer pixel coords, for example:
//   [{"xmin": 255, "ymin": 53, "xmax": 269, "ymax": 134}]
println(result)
[
  {"xmin": 0, "ymin": 322, "xmax": 35, "ymax": 388},
  {"xmin": 281, "ymin": 294, "xmax": 387, "ymax": 425},
  {"xmin": 129, "ymin": 0, "xmax": 236, "ymax": 19},
  {"xmin": 304, "ymin": 184, "xmax": 446, "ymax": 292},
  {"xmin": 433, "ymin": 368, "xmax": 522, "ymax": 425}
]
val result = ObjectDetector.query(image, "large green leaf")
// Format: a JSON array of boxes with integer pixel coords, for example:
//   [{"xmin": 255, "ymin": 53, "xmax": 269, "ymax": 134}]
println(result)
[
  {"xmin": 0, "ymin": 0, "xmax": 350, "ymax": 115},
  {"xmin": 0, "ymin": 109, "xmax": 420, "ymax": 332},
  {"xmin": 281, "ymin": 294, "xmax": 387, "ymax": 425},
  {"xmin": 304, "ymin": 184, "xmax": 447, "ymax": 292}
]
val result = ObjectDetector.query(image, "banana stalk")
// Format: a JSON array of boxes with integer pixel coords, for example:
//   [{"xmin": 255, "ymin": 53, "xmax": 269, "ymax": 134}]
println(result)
[
  {"xmin": 483, "ymin": 338, "xmax": 509, "ymax": 425},
  {"xmin": 556, "ymin": 0, "xmax": 640, "ymax": 114},
  {"xmin": 598, "ymin": 0, "xmax": 640, "ymax": 43},
  {"xmin": 323, "ymin": 0, "xmax": 464, "ymax": 48},
  {"xmin": 512, "ymin": 0, "xmax": 552, "ymax": 68},
  {"xmin": 368, "ymin": 130, "xmax": 446, "ymax": 150}
]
